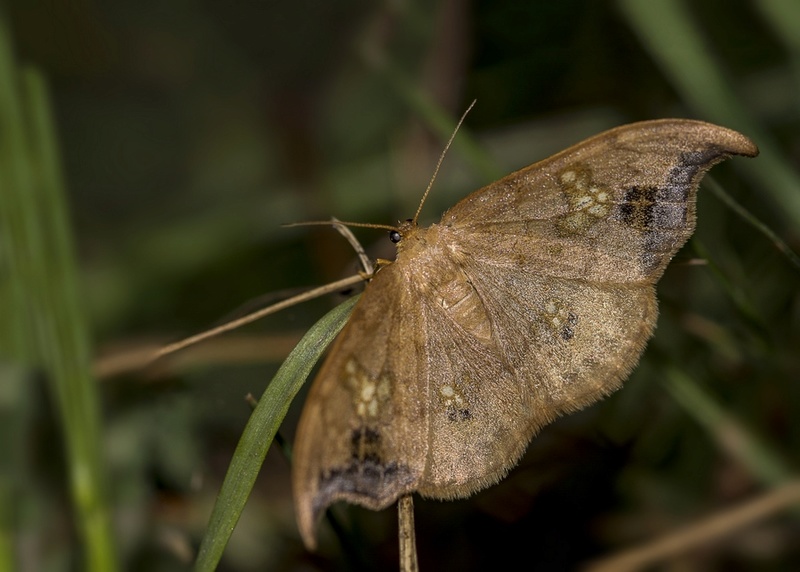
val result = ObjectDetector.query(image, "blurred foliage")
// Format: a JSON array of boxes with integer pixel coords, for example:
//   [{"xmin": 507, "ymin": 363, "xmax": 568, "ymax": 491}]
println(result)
[{"xmin": 1, "ymin": 0, "xmax": 799, "ymax": 570}]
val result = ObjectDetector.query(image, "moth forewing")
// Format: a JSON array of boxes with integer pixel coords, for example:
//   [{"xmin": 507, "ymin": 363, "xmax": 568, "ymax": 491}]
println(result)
[{"xmin": 292, "ymin": 262, "xmax": 429, "ymax": 550}]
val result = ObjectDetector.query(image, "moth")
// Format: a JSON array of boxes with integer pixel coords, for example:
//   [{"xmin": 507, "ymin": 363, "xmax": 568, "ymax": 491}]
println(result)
[{"xmin": 292, "ymin": 119, "xmax": 758, "ymax": 549}]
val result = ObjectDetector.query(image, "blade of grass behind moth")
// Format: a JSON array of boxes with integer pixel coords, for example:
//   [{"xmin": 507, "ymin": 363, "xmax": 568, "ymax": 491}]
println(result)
[
  {"xmin": 757, "ymin": 0, "xmax": 800, "ymax": 51},
  {"xmin": 0, "ymin": 365, "xmax": 32, "ymax": 572},
  {"xmin": 358, "ymin": 47, "xmax": 503, "ymax": 184},
  {"xmin": 704, "ymin": 177, "xmax": 800, "ymax": 271},
  {"xmin": 618, "ymin": 0, "xmax": 800, "ymax": 227},
  {"xmin": 0, "ymin": 13, "xmax": 30, "ymax": 570},
  {"xmin": 24, "ymin": 67, "xmax": 120, "ymax": 572},
  {"xmin": 662, "ymin": 365, "xmax": 793, "ymax": 487},
  {"xmin": 0, "ymin": 11, "xmax": 119, "ymax": 568},
  {"xmin": 690, "ymin": 239, "xmax": 771, "ymax": 345},
  {"xmin": 194, "ymin": 294, "xmax": 359, "ymax": 572},
  {"xmin": 753, "ymin": 0, "xmax": 800, "ymax": 116}
]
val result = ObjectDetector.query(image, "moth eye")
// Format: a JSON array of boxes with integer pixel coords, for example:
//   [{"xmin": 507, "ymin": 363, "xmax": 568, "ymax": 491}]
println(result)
[{"xmin": 389, "ymin": 230, "xmax": 402, "ymax": 243}]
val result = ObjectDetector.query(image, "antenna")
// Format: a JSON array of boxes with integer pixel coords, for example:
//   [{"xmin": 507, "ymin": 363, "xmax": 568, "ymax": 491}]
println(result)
[
  {"xmin": 283, "ymin": 220, "xmax": 398, "ymax": 232},
  {"xmin": 412, "ymin": 99, "xmax": 476, "ymax": 225},
  {"xmin": 151, "ymin": 103, "xmax": 478, "ymax": 361}
]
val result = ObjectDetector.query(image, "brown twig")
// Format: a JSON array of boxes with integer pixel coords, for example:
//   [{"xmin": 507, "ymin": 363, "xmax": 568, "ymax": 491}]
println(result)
[
  {"xmin": 584, "ymin": 480, "xmax": 800, "ymax": 571},
  {"xmin": 152, "ymin": 273, "xmax": 365, "ymax": 360},
  {"xmin": 398, "ymin": 495, "xmax": 419, "ymax": 572}
]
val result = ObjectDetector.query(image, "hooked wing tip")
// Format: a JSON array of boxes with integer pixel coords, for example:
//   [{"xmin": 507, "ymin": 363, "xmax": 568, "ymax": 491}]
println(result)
[{"xmin": 295, "ymin": 459, "xmax": 419, "ymax": 550}]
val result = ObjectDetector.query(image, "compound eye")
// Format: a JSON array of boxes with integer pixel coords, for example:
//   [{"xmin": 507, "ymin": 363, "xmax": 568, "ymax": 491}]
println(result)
[{"xmin": 389, "ymin": 230, "xmax": 402, "ymax": 243}]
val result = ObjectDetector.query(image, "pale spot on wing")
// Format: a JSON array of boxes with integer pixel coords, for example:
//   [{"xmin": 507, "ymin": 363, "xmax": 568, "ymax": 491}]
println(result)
[
  {"xmin": 345, "ymin": 358, "xmax": 392, "ymax": 420},
  {"xmin": 438, "ymin": 382, "xmax": 471, "ymax": 422},
  {"xmin": 560, "ymin": 170, "xmax": 577, "ymax": 184},
  {"xmin": 533, "ymin": 297, "xmax": 580, "ymax": 343},
  {"xmin": 588, "ymin": 204, "xmax": 608, "ymax": 216},
  {"xmin": 376, "ymin": 375, "xmax": 391, "ymax": 400},
  {"xmin": 556, "ymin": 164, "xmax": 612, "ymax": 235},
  {"xmin": 361, "ymin": 382, "xmax": 375, "ymax": 401}
]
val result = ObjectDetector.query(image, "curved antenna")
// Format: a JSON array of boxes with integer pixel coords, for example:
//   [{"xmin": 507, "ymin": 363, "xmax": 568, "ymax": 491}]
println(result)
[
  {"xmin": 154, "ymin": 273, "xmax": 365, "ymax": 358},
  {"xmin": 412, "ymin": 100, "xmax": 477, "ymax": 225},
  {"xmin": 283, "ymin": 220, "xmax": 398, "ymax": 232}
]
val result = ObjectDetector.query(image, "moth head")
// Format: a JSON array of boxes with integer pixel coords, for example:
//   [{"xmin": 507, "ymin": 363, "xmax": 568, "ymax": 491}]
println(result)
[{"xmin": 389, "ymin": 219, "xmax": 416, "ymax": 244}]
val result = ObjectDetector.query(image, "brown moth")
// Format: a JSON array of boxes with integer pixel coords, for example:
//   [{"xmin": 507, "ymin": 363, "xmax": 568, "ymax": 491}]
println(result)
[{"xmin": 292, "ymin": 119, "xmax": 758, "ymax": 549}]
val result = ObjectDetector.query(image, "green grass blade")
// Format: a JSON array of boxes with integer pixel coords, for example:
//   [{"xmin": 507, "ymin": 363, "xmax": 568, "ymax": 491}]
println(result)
[
  {"xmin": 25, "ymin": 69, "xmax": 120, "ymax": 572},
  {"xmin": 617, "ymin": 0, "xmax": 800, "ymax": 227},
  {"xmin": 662, "ymin": 367, "xmax": 792, "ymax": 486},
  {"xmin": 0, "ymin": 12, "xmax": 30, "ymax": 569},
  {"xmin": 704, "ymin": 178, "xmax": 800, "ymax": 271},
  {"xmin": 755, "ymin": 0, "xmax": 800, "ymax": 54},
  {"xmin": 0, "ymin": 365, "xmax": 29, "ymax": 572},
  {"xmin": 359, "ymin": 49, "xmax": 504, "ymax": 185},
  {"xmin": 0, "ymin": 10, "xmax": 118, "ymax": 571},
  {"xmin": 195, "ymin": 294, "xmax": 359, "ymax": 572},
  {"xmin": 691, "ymin": 239, "xmax": 770, "ymax": 342}
]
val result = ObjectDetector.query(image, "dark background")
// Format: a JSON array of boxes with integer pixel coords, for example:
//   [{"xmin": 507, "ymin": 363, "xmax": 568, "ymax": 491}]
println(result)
[{"xmin": 4, "ymin": 1, "xmax": 800, "ymax": 570}]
